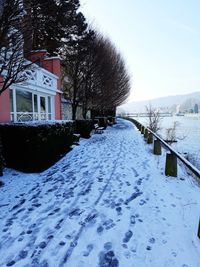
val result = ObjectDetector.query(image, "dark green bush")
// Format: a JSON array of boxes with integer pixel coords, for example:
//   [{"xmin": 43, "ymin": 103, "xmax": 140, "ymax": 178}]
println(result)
[
  {"xmin": 0, "ymin": 121, "xmax": 75, "ymax": 172},
  {"xmin": 75, "ymin": 120, "xmax": 93, "ymax": 139},
  {"xmin": 0, "ymin": 136, "xmax": 4, "ymax": 176}
]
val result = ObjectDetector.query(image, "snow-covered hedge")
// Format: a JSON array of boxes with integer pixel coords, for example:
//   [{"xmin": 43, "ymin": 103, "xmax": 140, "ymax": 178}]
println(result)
[
  {"xmin": 75, "ymin": 120, "xmax": 93, "ymax": 139},
  {"xmin": 0, "ymin": 121, "xmax": 75, "ymax": 172}
]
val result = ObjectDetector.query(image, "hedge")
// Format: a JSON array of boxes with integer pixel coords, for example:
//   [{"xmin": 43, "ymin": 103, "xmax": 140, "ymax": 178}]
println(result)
[
  {"xmin": 0, "ymin": 121, "xmax": 75, "ymax": 172},
  {"xmin": 75, "ymin": 120, "xmax": 93, "ymax": 139}
]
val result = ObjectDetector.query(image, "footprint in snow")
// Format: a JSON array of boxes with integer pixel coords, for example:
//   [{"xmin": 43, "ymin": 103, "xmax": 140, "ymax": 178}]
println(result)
[
  {"xmin": 116, "ymin": 206, "xmax": 122, "ymax": 215},
  {"xmin": 139, "ymin": 199, "xmax": 146, "ymax": 206},
  {"xmin": 123, "ymin": 230, "xmax": 133, "ymax": 243},
  {"xmin": 104, "ymin": 242, "xmax": 112, "ymax": 250},
  {"xmin": 103, "ymin": 219, "xmax": 115, "ymax": 230},
  {"xmin": 146, "ymin": 245, "xmax": 152, "ymax": 251},
  {"xmin": 19, "ymin": 250, "xmax": 28, "ymax": 259},
  {"xmin": 83, "ymin": 244, "xmax": 94, "ymax": 256},
  {"xmin": 172, "ymin": 251, "xmax": 177, "ymax": 257},
  {"xmin": 99, "ymin": 250, "xmax": 119, "ymax": 267},
  {"xmin": 130, "ymin": 215, "xmax": 136, "ymax": 225},
  {"xmin": 6, "ymin": 260, "xmax": 16, "ymax": 266},
  {"xmin": 149, "ymin": 237, "xmax": 155, "ymax": 244},
  {"xmin": 97, "ymin": 225, "xmax": 104, "ymax": 234}
]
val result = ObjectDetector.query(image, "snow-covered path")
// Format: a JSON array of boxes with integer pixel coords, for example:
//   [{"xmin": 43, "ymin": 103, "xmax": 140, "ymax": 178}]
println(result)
[{"xmin": 0, "ymin": 119, "xmax": 200, "ymax": 267}]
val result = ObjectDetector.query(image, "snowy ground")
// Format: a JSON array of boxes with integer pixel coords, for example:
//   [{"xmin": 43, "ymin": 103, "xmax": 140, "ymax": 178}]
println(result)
[{"xmin": 0, "ymin": 118, "xmax": 200, "ymax": 267}]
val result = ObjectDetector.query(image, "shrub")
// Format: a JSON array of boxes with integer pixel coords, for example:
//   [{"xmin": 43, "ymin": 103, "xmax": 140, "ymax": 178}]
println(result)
[
  {"xmin": 0, "ymin": 137, "xmax": 4, "ymax": 176},
  {"xmin": 75, "ymin": 120, "xmax": 93, "ymax": 139},
  {"xmin": 0, "ymin": 121, "xmax": 75, "ymax": 172}
]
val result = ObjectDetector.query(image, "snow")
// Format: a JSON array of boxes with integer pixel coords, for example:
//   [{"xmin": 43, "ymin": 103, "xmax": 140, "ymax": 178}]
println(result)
[
  {"xmin": 0, "ymin": 120, "xmax": 73, "ymax": 126},
  {"xmin": 0, "ymin": 118, "xmax": 199, "ymax": 267}
]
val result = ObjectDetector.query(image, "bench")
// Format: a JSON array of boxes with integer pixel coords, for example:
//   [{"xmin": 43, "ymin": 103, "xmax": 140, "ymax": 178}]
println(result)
[
  {"xmin": 94, "ymin": 124, "xmax": 104, "ymax": 134},
  {"xmin": 73, "ymin": 133, "xmax": 81, "ymax": 145},
  {"xmin": 107, "ymin": 120, "xmax": 113, "ymax": 126}
]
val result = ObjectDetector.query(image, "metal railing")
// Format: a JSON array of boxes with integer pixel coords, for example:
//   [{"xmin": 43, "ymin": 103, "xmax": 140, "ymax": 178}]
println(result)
[
  {"xmin": 147, "ymin": 127, "xmax": 200, "ymax": 178},
  {"xmin": 126, "ymin": 117, "xmax": 200, "ymax": 179}
]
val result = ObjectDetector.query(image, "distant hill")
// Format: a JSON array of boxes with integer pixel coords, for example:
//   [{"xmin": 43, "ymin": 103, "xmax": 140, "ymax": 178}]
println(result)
[{"xmin": 118, "ymin": 91, "xmax": 200, "ymax": 113}]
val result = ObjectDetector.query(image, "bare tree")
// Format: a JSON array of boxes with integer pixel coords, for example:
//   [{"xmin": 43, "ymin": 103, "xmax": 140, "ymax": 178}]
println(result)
[
  {"xmin": 62, "ymin": 28, "xmax": 130, "ymax": 120},
  {"xmin": 0, "ymin": 0, "xmax": 33, "ymax": 177},
  {"xmin": 86, "ymin": 34, "xmax": 130, "ymax": 116},
  {"xmin": 146, "ymin": 104, "xmax": 162, "ymax": 133},
  {"xmin": 165, "ymin": 121, "xmax": 186, "ymax": 144},
  {"xmin": 0, "ymin": 0, "xmax": 32, "ymax": 95}
]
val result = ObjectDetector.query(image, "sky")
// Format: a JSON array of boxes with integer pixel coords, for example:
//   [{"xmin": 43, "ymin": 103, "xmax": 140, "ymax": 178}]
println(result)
[{"xmin": 80, "ymin": 0, "xmax": 200, "ymax": 102}]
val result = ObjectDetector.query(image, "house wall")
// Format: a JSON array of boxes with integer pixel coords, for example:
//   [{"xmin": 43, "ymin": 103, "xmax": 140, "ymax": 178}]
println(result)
[
  {"xmin": 29, "ymin": 51, "xmax": 62, "ymax": 120},
  {"xmin": 43, "ymin": 58, "xmax": 62, "ymax": 120},
  {"xmin": 61, "ymin": 101, "xmax": 72, "ymax": 120},
  {"xmin": 61, "ymin": 100, "xmax": 91, "ymax": 120},
  {"xmin": 0, "ymin": 51, "xmax": 63, "ymax": 123},
  {"xmin": 0, "ymin": 88, "xmax": 10, "ymax": 122},
  {"xmin": 28, "ymin": 50, "xmax": 47, "ymax": 65}
]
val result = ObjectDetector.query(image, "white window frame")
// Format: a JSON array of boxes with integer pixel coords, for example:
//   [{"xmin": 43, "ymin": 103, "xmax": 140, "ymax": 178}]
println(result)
[{"xmin": 10, "ymin": 88, "xmax": 55, "ymax": 122}]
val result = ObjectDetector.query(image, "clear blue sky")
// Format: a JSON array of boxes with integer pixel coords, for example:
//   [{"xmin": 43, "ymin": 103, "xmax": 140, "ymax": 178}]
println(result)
[{"xmin": 80, "ymin": 0, "xmax": 200, "ymax": 102}]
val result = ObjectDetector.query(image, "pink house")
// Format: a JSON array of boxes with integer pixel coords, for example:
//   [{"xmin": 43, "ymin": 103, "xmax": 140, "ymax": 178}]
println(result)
[{"xmin": 0, "ymin": 50, "xmax": 62, "ymax": 123}]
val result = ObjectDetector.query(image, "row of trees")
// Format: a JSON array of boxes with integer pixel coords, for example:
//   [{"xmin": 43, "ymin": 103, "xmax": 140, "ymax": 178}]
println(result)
[
  {"xmin": 0, "ymin": 0, "xmax": 131, "ymax": 118},
  {"xmin": 62, "ymin": 33, "xmax": 130, "ymax": 119}
]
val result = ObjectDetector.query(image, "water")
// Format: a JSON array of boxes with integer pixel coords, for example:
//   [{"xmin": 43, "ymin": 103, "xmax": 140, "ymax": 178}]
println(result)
[{"xmin": 133, "ymin": 115, "xmax": 200, "ymax": 168}]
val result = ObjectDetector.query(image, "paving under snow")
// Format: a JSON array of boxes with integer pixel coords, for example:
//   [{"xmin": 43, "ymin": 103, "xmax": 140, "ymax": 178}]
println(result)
[{"xmin": 0, "ymin": 119, "xmax": 199, "ymax": 267}]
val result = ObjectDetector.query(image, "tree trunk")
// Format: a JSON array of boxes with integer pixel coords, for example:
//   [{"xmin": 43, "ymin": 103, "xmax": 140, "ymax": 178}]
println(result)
[
  {"xmin": 72, "ymin": 104, "xmax": 77, "ymax": 120},
  {"xmin": 82, "ymin": 102, "xmax": 88, "ymax": 119}
]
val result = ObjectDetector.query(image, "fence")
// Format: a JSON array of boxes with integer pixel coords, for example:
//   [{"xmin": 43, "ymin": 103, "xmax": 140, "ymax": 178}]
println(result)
[{"xmin": 126, "ymin": 117, "xmax": 200, "ymax": 178}]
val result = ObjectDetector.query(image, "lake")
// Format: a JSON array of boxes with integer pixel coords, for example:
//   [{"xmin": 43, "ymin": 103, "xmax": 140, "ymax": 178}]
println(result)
[{"xmin": 132, "ymin": 115, "xmax": 200, "ymax": 168}]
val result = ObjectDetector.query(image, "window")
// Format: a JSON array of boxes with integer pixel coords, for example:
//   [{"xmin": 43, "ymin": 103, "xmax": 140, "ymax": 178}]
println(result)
[
  {"xmin": 34, "ymin": 94, "xmax": 38, "ymax": 112},
  {"xmin": 16, "ymin": 90, "xmax": 32, "ymax": 112},
  {"xmin": 10, "ymin": 89, "xmax": 54, "ymax": 122},
  {"xmin": 10, "ymin": 90, "xmax": 13, "ymax": 112},
  {"xmin": 48, "ymin": 96, "xmax": 52, "ymax": 120},
  {"xmin": 40, "ymin": 96, "xmax": 46, "ymax": 120}
]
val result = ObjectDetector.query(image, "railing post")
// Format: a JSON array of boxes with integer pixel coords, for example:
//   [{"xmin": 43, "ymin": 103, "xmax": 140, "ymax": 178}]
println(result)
[
  {"xmin": 144, "ymin": 128, "xmax": 148, "ymax": 139},
  {"xmin": 198, "ymin": 219, "xmax": 200, "ymax": 239},
  {"xmin": 165, "ymin": 152, "xmax": 177, "ymax": 177},
  {"xmin": 147, "ymin": 133, "xmax": 153, "ymax": 144},
  {"xmin": 153, "ymin": 139, "xmax": 161, "ymax": 155}
]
